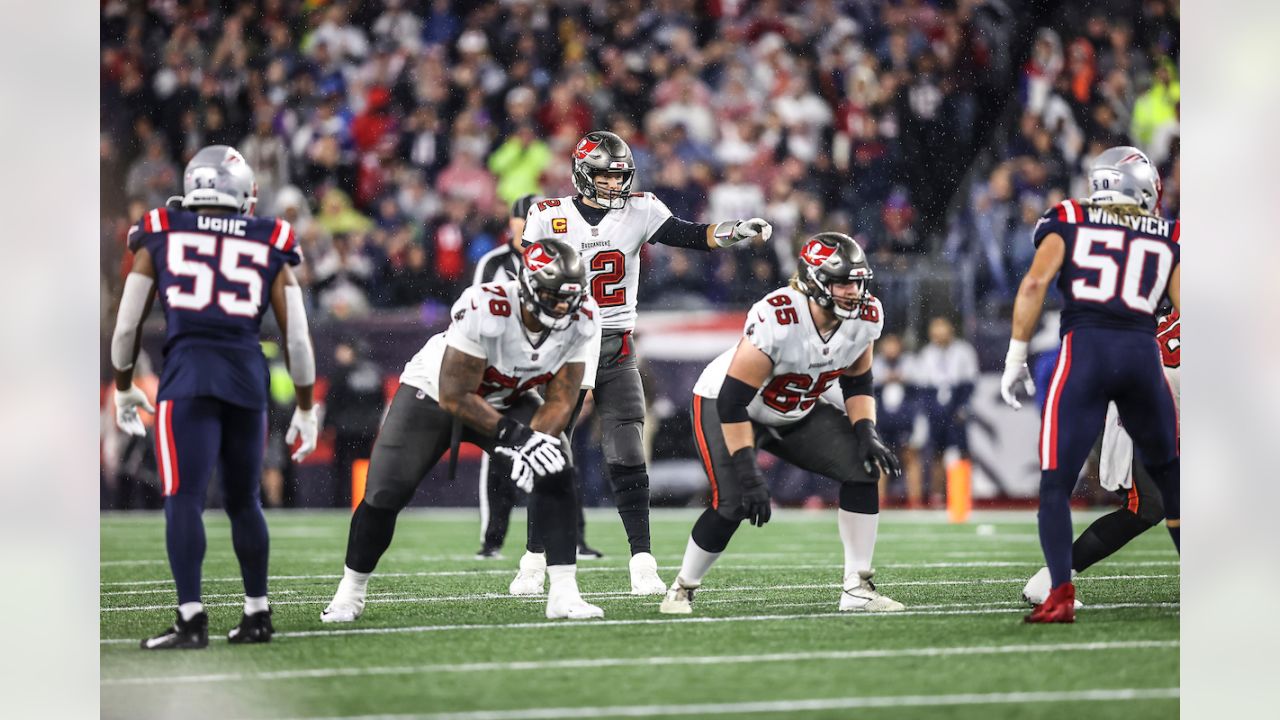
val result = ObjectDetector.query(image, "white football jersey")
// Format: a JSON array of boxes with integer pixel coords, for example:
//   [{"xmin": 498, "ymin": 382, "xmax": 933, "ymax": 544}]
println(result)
[
  {"xmin": 522, "ymin": 193, "xmax": 673, "ymax": 331},
  {"xmin": 399, "ymin": 281, "xmax": 600, "ymax": 409},
  {"xmin": 693, "ymin": 286, "xmax": 884, "ymax": 427}
]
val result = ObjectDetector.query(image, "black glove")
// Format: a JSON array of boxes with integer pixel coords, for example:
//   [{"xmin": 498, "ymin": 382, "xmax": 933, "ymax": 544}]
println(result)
[
  {"xmin": 853, "ymin": 419, "xmax": 901, "ymax": 479},
  {"xmin": 730, "ymin": 448, "xmax": 771, "ymax": 527},
  {"xmin": 495, "ymin": 415, "xmax": 534, "ymax": 451}
]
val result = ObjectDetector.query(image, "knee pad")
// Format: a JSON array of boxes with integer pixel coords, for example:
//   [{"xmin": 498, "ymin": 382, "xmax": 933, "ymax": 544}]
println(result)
[
  {"xmin": 692, "ymin": 508, "xmax": 742, "ymax": 553},
  {"xmin": 604, "ymin": 421, "xmax": 646, "ymax": 467},
  {"xmin": 608, "ymin": 463, "xmax": 648, "ymax": 506},
  {"xmin": 839, "ymin": 481, "xmax": 879, "ymax": 514}
]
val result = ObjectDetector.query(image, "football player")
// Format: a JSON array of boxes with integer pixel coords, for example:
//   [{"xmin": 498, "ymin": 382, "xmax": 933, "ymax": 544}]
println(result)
[
  {"xmin": 473, "ymin": 194, "xmax": 601, "ymax": 561},
  {"xmin": 1022, "ymin": 310, "xmax": 1180, "ymax": 605},
  {"xmin": 508, "ymin": 130, "xmax": 774, "ymax": 596},
  {"xmin": 659, "ymin": 233, "xmax": 904, "ymax": 615},
  {"xmin": 110, "ymin": 145, "xmax": 318, "ymax": 649},
  {"xmin": 1001, "ymin": 147, "xmax": 1180, "ymax": 623},
  {"xmin": 322, "ymin": 239, "xmax": 606, "ymax": 621}
]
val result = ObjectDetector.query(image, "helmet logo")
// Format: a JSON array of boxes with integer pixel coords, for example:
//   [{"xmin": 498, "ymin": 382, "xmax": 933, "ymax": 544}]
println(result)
[
  {"xmin": 524, "ymin": 243, "xmax": 554, "ymax": 271},
  {"xmin": 800, "ymin": 239, "xmax": 837, "ymax": 267},
  {"xmin": 1120, "ymin": 153, "xmax": 1146, "ymax": 164},
  {"xmin": 573, "ymin": 136, "xmax": 601, "ymax": 160}
]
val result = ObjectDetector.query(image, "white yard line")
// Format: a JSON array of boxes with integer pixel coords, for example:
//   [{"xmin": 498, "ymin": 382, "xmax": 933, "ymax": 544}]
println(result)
[
  {"xmin": 250, "ymin": 687, "xmax": 1179, "ymax": 720},
  {"xmin": 100, "ymin": 561, "xmax": 1178, "ymax": 592},
  {"xmin": 101, "ymin": 574, "xmax": 1178, "ymax": 611},
  {"xmin": 99, "ymin": 602, "xmax": 1178, "ymax": 645},
  {"xmin": 103, "ymin": 640, "xmax": 1177, "ymax": 686}
]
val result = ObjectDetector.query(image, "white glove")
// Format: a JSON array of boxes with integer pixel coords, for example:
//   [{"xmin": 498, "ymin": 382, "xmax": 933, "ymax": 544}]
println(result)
[
  {"xmin": 522, "ymin": 432, "xmax": 567, "ymax": 477},
  {"xmin": 494, "ymin": 446, "xmax": 536, "ymax": 492},
  {"xmin": 114, "ymin": 385, "xmax": 155, "ymax": 437},
  {"xmin": 1000, "ymin": 340, "xmax": 1037, "ymax": 410},
  {"xmin": 286, "ymin": 406, "xmax": 319, "ymax": 462},
  {"xmin": 717, "ymin": 218, "xmax": 774, "ymax": 247}
]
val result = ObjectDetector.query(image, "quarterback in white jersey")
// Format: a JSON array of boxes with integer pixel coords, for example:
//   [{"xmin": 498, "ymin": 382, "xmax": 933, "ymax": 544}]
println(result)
[
  {"xmin": 505, "ymin": 130, "xmax": 775, "ymax": 598},
  {"xmin": 660, "ymin": 233, "xmax": 906, "ymax": 616},
  {"xmin": 323, "ymin": 240, "xmax": 607, "ymax": 622}
]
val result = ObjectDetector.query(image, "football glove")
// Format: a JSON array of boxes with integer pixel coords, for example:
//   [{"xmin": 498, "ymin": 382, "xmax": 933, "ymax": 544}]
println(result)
[
  {"xmin": 114, "ymin": 385, "xmax": 155, "ymax": 437},
  {"xmin": 1000, "ymin": 340, "xmax": 1036, "ymax": 410},
  {"xmin": 495, "ymin": 417, "xmax": 568, "ymax": 491},
  {"xmin": 286, "ymin": 406, "xmax": 319, "ymax": 462},
  {"xmin": 853, "ymin": 419, "xmax": 901, "ymax": 479},
  {"xmin": 730, "ymin": 448, "xmax": 771, "ymax": 527},
  {"xmin": 714, "ymin": 218, "xmax": 774, "ymax": 248}
]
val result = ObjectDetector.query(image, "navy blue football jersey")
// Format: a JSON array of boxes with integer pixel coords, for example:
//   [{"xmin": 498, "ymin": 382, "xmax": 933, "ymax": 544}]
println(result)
[
  {"xmin": 128, "ymin": 207, "xmax": 302, "ymax": 409},
  {"xmin": 1033, "ymin": 199, "xmax": 1180, "ymax": 336}
]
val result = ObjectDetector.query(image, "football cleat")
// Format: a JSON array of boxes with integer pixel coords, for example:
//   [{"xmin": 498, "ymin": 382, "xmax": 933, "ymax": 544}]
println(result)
[
  {"xmin": 475, "ymin": 546, "xmax": 503, "ymax": 560},
  {"xmin": 629, "ymin": 552, "xmax": 667, "ymax": 595},
  {"xmin": 576, "ymin": 543, "xmax": 604, "ymax": 560},
  {"xmin": 321, "ymin": 583, "xmax": 367, "ymax": 623},
  {"xmin": 658, "ymin": 577, "xmax": 699, "ymax": 615},
  {"xmin": 546, "ymin": 586, "xmax": 605, "ymax": 620},
  {"xmin": 1022, "ymin": 566, "xmax": 1083, "ymax": 608},
  {"xmin": 839, "ymin": 569, "xmax": 905, "ymax": 612},
  {"xmin": 227, "ymin": 609, "xmax": 274, "ymax": 644},
  {"xmin": 1025, "ymin": 582, "xmax": 1076, "ymax": 623},
  {"xmin": 509, "ymin": 551, "xmax": 547, "ymax": 596},
  {"xmin": 140, "ymin": 611, "xmax": 209, "ymax": 650}
]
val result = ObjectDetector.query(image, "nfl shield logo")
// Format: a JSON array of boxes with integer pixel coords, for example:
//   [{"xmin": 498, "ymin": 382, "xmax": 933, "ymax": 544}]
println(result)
[
  {"xmin": 591, "ymin": 227, "xmax": 599, "ymax": 236},
  {"xmin": 531, "ymin": 353, "xmax": 539, "ymax": 361},
  {"xmin": 823, "ymin": 348, "xmax": 830, "ymax": 355}
]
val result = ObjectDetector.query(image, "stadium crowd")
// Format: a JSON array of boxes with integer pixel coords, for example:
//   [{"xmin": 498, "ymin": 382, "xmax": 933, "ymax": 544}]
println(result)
[{"xmin": 98, "ymin": 0, "xmax": 1179, "ymax": 509}]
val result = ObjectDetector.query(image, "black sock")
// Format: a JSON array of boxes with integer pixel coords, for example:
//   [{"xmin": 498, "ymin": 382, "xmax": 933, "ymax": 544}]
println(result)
[
  {"xmin": 690, "ymin": 508, "xmax": 742, "ymax": 554},
  {"xmin": 345, "ymin": 501, "xmax": 400, "ymax": 573},
  {"xmin": 530, "ymin": 470, "xmax": 576, "ymax": 565},
  {"xmin": 1071, "ymin": 509, "xmax": 1154, "ymax": 572},
  {"xmin": 608, "ymin": 463, "xmax": 651, "ymax": 555},
  {"xmin": 1166, "ymin": 524, "xmax": 1180, "ymax": 552}
]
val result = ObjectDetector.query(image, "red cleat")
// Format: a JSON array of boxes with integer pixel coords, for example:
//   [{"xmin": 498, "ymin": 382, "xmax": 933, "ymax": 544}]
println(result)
[{"xmin": 1025, "ymin": 582, "xmax": 1076, "ymax": 623}]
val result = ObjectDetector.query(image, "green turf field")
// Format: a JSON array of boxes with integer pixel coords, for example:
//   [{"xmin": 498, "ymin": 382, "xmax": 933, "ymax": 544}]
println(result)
[{"xmin": 100, "ymin": 508, "xmax": 1179, "ymax": 719}]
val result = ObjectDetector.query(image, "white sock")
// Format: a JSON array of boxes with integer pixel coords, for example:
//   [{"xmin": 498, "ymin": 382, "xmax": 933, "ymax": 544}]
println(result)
[
  {"xmin": 547, "ymin": 564, "xmax": 577, "ymax": 593},
  {"xmin": 677, "ymin": 536, "xmax": 721, "ymax": 586},
  {"xmin": 339, "ymin": 566, "xmax": 371, "ymax": 597},
  {"xmin": 838, "ymin": 509, "xmax": 880, "ymax": 579},
  {"xmin": 244, "ymin": 595, "xmax": 269, "ymax": 615},
  {"xmin": 178, "ymin": 601, "xmax": 204, "ymax": 621}
]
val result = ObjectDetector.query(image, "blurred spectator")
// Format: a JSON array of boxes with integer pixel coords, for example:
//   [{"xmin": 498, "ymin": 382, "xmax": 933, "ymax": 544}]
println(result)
[
  {"xmin": 436, "ymin": 143, "xmax": 497, "ymax": 215},
  {"xmin": 240, "ymin": 106, "xmax": 290, "ymax": 213},
  {"xmin": 487, "ymin": 123, "xmax": 551, "ymax": 206},
  {"xmin": 871, "ymin": 334, "xmax": 925, "ymax": 507},
  {"xmin": 323, "ymin": 339, "xmax": 385, "ymax": 508},
  {"xmin": 916, "ymin": 317, "xmax": 978, "ymax": 509},
  {"xmin": 125, "ymin": 138, "xmax": 179, "ymax": 208},
  {"xmin": 312, "ymin": 233, "xmax": 376, "ymax": 319},
  {"xmin": 704, "ymin": 163, "xmax": 765, "ymax": 225},
  {"xmin": 317, "ymin": 188, "xmax": 374, "ymax": 236}
]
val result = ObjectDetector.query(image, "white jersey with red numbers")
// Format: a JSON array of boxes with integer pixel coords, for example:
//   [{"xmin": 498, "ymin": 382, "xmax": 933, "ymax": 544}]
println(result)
[
  {"xmin": 521, "ymin": 193, "xmax": 673, "ymax": 332},
  {"xmin": 1099, "ymin": 310, "xmax": 1181, "ymax": 490},
  {"xmin": 399, "ymin": 281, "xmax": 600, "ymax": 409},
  {"xmin": 693, "ymin": 286, "xmax": 884, "ymax": 427}
]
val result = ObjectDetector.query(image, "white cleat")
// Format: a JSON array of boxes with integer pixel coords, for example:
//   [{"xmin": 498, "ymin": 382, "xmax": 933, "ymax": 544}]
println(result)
[
  {"xmin": 658, "ymin": 577, "xmax": 699, "ymax": 615},
  {"xmin": 629, "ymin": 552, "xmax": 667, "ymax": 595},
  {"xmin": 320, "ymin": 593, "xmax": 365, "ymax": 623},
  {"xmin": 509, "ymin": 551, "xmax": 547, "ymax": 596},
  {"xmin": 1022, "ymin": 566, "xmax": 1084, "ymax": 608},
  {"xmin": 839, "ymin": 569, "xmax": 905, "ymax": 612},
  {"xmin": 545, "ymin": 588, "xmax": 605, "ymax": 620}
]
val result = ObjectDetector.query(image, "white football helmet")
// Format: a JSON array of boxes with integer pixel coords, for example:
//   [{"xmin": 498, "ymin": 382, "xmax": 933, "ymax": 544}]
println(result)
[
  {"xmin": 1088, "ymin": 145, "xmax": 1161, "ymax": 212},
  {"xmin": 182, "ymin": 145, "xmax": 258, "ymax": 215}
]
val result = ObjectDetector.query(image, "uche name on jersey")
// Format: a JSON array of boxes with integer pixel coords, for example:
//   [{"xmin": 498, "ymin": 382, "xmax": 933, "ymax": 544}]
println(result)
[
  {"xmin": 196, "ymin": 215, "xmax": 250, "ymax": 236},
  {"xmin": 1084, "ymin": 207, "xmax": 1172, "ymax": 236}
]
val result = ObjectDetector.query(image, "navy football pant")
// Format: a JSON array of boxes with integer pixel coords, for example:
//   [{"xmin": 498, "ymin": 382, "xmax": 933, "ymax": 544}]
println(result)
[
  {"xmin": 156, "ymin": 397, "xmax": 269, "ymax": 605},
  {"xmin": 1037, "ymin": 328, "xmax": 1179, "ymax": 589}
]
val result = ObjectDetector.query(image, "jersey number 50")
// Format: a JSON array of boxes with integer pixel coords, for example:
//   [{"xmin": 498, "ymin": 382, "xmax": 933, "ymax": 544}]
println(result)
[
  {"xmin": 165, "ymin": 232, "xmax": 269, "ymax": 317},
  {"xmin": 1071, "ymin": 227, "xmax": 1175, "ymax": 313}
]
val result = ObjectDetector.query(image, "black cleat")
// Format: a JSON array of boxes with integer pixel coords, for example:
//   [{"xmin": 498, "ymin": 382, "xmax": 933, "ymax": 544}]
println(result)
[
  {"xmin": 576, "ymin": 543, "xmax": 604, "ymax": 560},
  {"xmin": 141, "ymin": 611, "xmax": 208, "ymax": 650},
  {"xmin": 475, "ymin": 546, "xmax": 503, "ymax": 560},
  {"xmin": 227, "ymin": 609, "xmax": 274, "ymax": 644}
]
